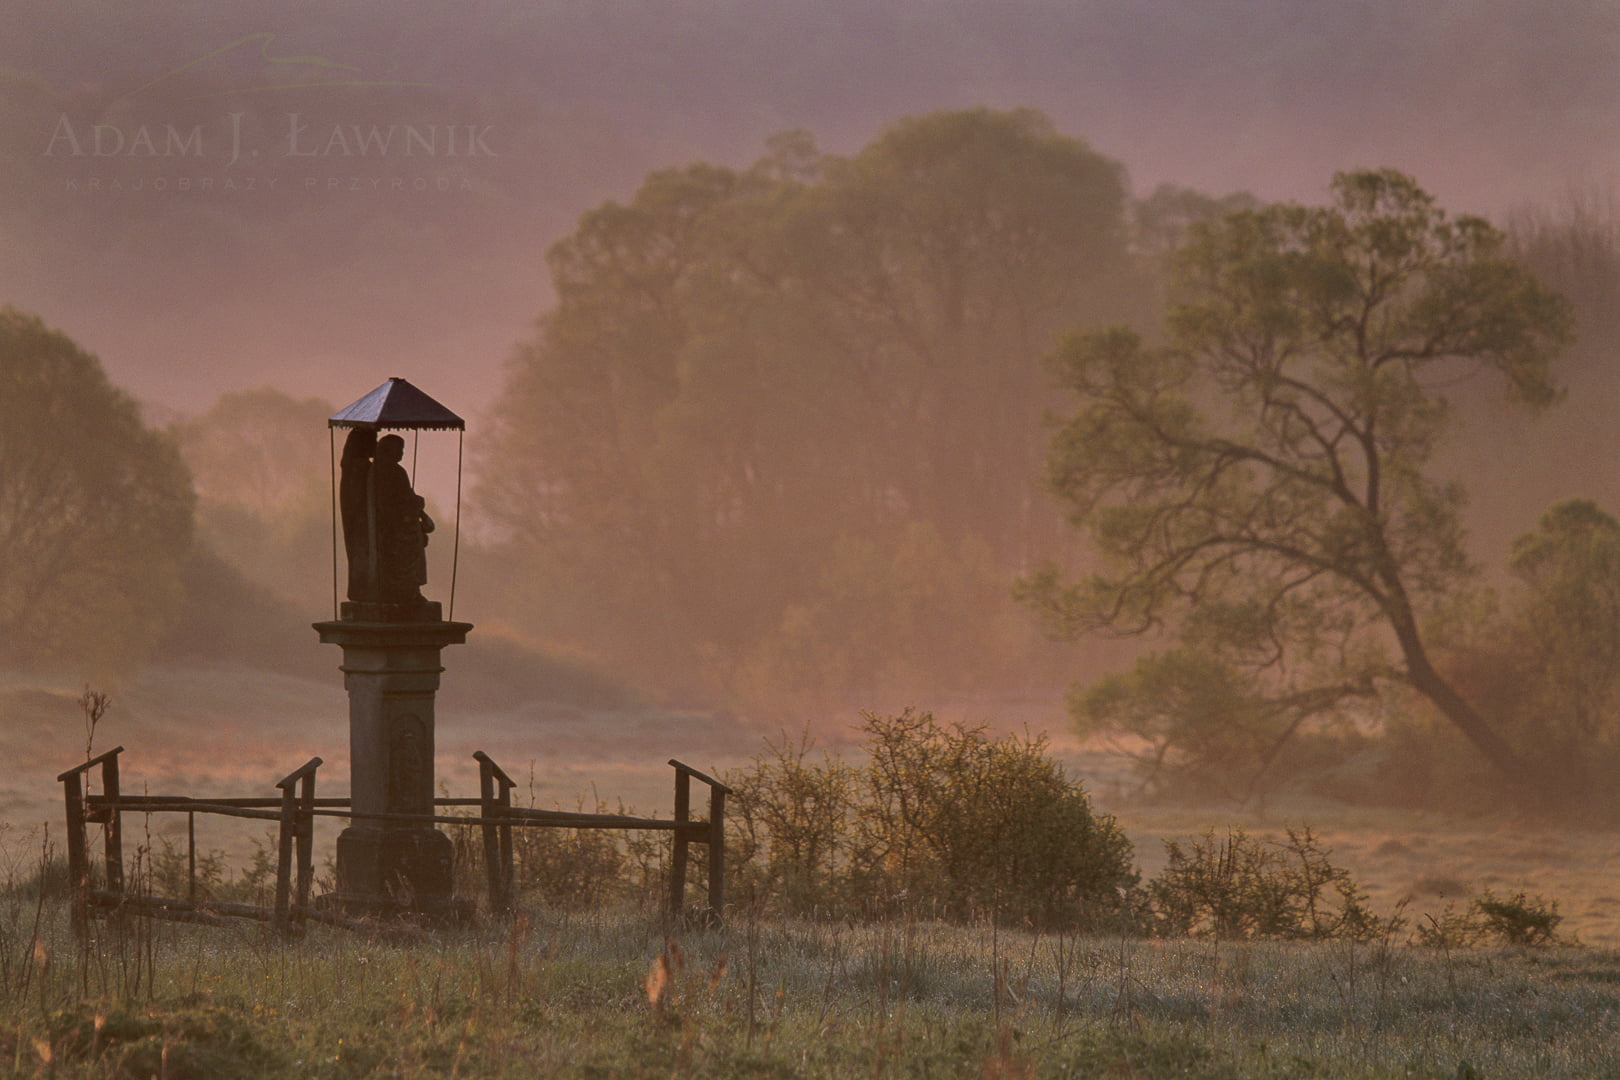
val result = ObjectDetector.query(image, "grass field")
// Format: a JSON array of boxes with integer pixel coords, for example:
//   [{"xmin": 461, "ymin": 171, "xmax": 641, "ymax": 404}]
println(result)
[
  {"xmin": 3, "ymin": 878, "xmax": 1619, "ymax": 1079},
  {"xmin": 5, "ymin": 667, "xmax": 1620, "ymax": 1076}
]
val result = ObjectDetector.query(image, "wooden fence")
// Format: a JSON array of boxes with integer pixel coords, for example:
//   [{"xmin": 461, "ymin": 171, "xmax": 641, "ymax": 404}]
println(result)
[{"xmin": 57, "ymin": 746, "xmax": 730, "ymax": 934}]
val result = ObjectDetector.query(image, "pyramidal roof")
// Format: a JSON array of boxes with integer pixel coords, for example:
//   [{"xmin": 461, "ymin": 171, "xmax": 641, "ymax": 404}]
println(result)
[{"xmin": 329, "ymin": 377, "xmax": 464, "ymax": 430}]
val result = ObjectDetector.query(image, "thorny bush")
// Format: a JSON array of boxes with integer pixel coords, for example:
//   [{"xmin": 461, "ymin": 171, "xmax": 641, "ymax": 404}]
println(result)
[
  {"xmin": 1416, "ymin": 889, "xmax": 1564, "ymax": 948},
  {"xmin": 1144, "ymin": 827, "xmax": 1392, "ymax": 941},
  {"xmin": 727, "ymin": 709, "xmax": 1138, "ymax": 928}
]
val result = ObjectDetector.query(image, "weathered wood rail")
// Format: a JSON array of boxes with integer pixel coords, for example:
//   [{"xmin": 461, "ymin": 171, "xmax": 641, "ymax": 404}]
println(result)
[{"xmin": 57, "ymin": 747, "xmax": 729, "ymax": 935}]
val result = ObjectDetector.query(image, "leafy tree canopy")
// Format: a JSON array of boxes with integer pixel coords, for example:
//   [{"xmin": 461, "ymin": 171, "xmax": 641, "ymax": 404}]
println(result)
[
  {"xmin": 475, "ymin": 108, "xmax": 1133, "ymax": 705},
  {"xmin": 174, "ymin": 386, "xmax": 333, "ymax": 522},
  {"xmin": 0, "ymin": 306, "xmax": 194, "ymax": 671},
  {"xmin": 1019, "ymin": 170, "xmax": 1573, "ymax": 789},
  {"xmin": 1502, "ymin": 499, "xmax": 1620, "ymax": 797},
  {"xmin": 172, "ymin": 387, "xmax": 335, "ymax": 611}
]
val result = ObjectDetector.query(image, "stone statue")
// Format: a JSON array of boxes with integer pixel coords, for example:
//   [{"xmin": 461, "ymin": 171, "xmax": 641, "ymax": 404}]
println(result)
[
  {"xmin": 338, "ymin": 428, "xmax": 434, "ymax": 610},
  {"xmin": 338, "ymin": 428, "xmax": 376, "ymax": 602},
  {"xmin": 370, "ymin": 434, "xmax": 434, "ymax": 605}
]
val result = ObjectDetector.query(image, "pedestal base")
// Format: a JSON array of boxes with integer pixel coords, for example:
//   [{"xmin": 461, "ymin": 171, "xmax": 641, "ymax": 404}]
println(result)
[
  {"xmin": 340, "ymin": 599, "xmax": 443, "ymax": 623},
  {"xmin": 335, "ymin": 824, "xmax": 453, "ymax": 900},
  {"xmin": 314, "ymin": 615, "xmax": 472, "ymax": 923},
  {"xmin": 322, "ymin": 816, "xmax": 472, "ymax": 926}
]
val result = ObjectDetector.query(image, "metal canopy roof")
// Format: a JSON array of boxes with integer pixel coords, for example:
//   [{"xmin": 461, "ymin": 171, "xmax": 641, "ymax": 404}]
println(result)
[{"xmin": 328, "ymin": 377, "xmax": 464, "ymax": 430}]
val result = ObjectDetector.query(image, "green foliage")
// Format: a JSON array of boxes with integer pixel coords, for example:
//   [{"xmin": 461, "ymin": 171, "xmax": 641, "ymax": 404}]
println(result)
[
  {"xmin": 172, "ymin": 387, "xmax": 334, "ymax": 524},
  {"xmin": 727, "ymin": 730, "xmax": 861, "ymax": 914},
  {"xmin": 5, "ymin": 892, "xmax": 1612, "ymax": 1079},
  {"xmin": 143, "ymin": 835, "xmax": 279, "ymax": 908},
  {"xmin": 1070, "ymin": 648, "xmax": 1374, "ymax": 801},
  {"xmin": 859, "ymin": 710, "xmax": 1138, "ymax": 927},
  {"xmin": 1507, "ymin": 190, "xmax": 1620, "ymax": 345},
  {"xmin": 445, "ymin": 791, "xmax": 666, "ymax": 911},
  {"xmin": 1144, "ymin": 827, "xmax": 1391, "ymax": 941},
  {"xmin": 146, "ymin": 838, "xmax": 234, "ymax": 904},
  {"xmin": 151, "ymin": 544, "xmax": 318, "ymax": 675},
  {"xmin": 1416, "ymin": 890, "xmax": 1564, "ymax": 949},
  {"xmin": 1413, "ymin": 901, "xmax": 1492, "ymax": 949},
  {"xmin": 0, "ymin": 809, "xmax": 1601, "ymax": 1079},
  {"xmin": 1474, "ymin": 890, "xmax": 1564, "ymax": 947},
  {"xmin": 475, "ymin": 108, "xmax": 1130, "ymax": 708},
  {"xmin": 1406, "ymin": 498, "xmax": 1620, "ymax": 816},
  {"xmin": 1132, "ymin": 183, "xmax": 1260, "ymax": 258},
  {"xmin": 1503, "ymin": 499, "xmax": 1620, "ymax": 804},
  {"xmin": 728, "ymin": 709, "xmax": 1138, "ymax": 928},
  {"xmin": 1021, "ymin": 169, "xmax": 1574, "ymax": 788},
  {"xmin": 0, "ymin": 306, "xmax": 195, "ymax": 672},
  {"xmin": 512, "ymin": 807, "xmax": 636, "ymax": 910}
]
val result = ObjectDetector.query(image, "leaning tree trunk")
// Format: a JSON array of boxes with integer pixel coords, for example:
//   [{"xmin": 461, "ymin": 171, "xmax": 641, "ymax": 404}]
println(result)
[
  {"xmin": 1391, "ymin": 614, "xmax": 1532, "ymax": 789},
  {"xmin": 1371, "ymin": 532, "xmax": 1533, "ymax": 789}
]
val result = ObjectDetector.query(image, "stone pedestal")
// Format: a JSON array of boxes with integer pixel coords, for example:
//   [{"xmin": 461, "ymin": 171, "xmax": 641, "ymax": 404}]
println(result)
[{"xmin": 313, "ymin": 611, "xmax": 472, "ymax": 920}]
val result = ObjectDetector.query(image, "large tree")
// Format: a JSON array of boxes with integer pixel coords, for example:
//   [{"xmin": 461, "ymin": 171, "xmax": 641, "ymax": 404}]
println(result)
[
  {"xmin": 172, "ymin": 387, "xmax": 335, "ymax": 611},
  {"xmin": 0, "ymin": 307, "xmax": 194, "ymax": 670},
  {"xmin": 1018, "ymin": 171, "xmax": 1573, "ymax": 787},
  {"xmin": 475, "ymin": 109, "xmax": 1132, "ymax": 702}
]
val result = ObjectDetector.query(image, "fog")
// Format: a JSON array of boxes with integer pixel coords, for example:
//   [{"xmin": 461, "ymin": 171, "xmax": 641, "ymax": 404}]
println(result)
[
  {"xmin": 6, "ymin": 0, "xmax": 1620, "ymax": 810},
  {"xmin": 3, "ymin": 0, "xmax": 1618, "ymax": 422}
]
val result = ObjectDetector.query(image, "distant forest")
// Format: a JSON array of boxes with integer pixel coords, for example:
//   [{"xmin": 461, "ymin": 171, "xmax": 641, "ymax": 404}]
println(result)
[{"xmin": 6, "ymin": 2, "xmax": 1620, "ymax": 814}]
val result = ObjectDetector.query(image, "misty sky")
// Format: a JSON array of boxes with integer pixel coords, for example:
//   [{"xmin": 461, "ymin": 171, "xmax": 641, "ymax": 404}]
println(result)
[{"xmin": 2, "ymin": 0, "xmax": 1617, "ymax": 424}]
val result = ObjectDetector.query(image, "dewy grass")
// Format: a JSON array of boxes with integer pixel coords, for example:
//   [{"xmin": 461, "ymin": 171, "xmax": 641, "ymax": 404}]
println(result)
[{"xmin": 4, "ymin": 855, "xmax": 1620, "ymax": 1080}]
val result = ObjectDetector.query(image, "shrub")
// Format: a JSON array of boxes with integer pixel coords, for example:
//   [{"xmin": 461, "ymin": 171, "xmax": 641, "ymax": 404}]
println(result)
[
  {"xmin": 727, "ymin": 730, "xmax": 863, "ymax": 914},
  {"xmin": 1414, "ymin": 902, "xmax": 1492, "ymax": 949},
  {"xmin": 1417, "ymin": 890, "xmax": 1564, "ymax": 948},
  {"xmin": 727, "ymin": 709, "xmax": 1138, "ymax": 928},
  {"xmin": 1145, "ymin": 827, "xmax": 1390, "ymax": 941},
  {"xmin": 139, "ymin": 833, "xmax": 280, "ymax": 908},
  {"xmin": 146, "ymin": 838, "xmax": 232, "ymax": 903},
  {"xmin": 496, "ymin": 792, "xmax": 667, "ymax": 910},
  {"xmin": 1475, "ymin": 890, "xmax": 1563, "ymax": 946},
  {"xmin": 858, "ymin": 710, "xmax": 1137, "ymax": 927},
  {"xmin": 446, "ymin": 791, "xmax": 661, "ymax": 911}
]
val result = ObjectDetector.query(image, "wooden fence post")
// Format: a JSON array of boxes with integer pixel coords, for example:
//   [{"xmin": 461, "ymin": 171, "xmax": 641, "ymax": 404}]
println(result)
[
  {"xmin": 57, "ymin": 746, "xmax": 125, "ymax": 937},
  {"xmin": 707, "ymin": 783, "xmax": 727, "ymax": 919},
  {"xmin": 474, "ymin": 751, "xmax": 516, "ymax": 914},
  {"xmin": 187, "ymin": 811, "xmax": 197, "ymax": 904},
  {"xmin": 294, "ymin": 765, "xmax": 320, "ymax": 919},
  {"xmin": 274, "ymin": 758, "xmax": 322, "ymax": 935},
  {"xmin": 101, "ymin": 750, "xmax": 123, "ymax": 895},
  {"xmin": 274, "ymin": 784, "xmax": 295, "ymax": 932},
  {"xmin": 497, "ymin": 776, "xmax": 513, "ymax": 911},
  {"xmin": 61, "ymin": 771, "xmax": 88, "ymax": 936},
  {"xmin": 477, "ymin": 755, "xmax": 499, "ymax": 906},
  {"xmin": 669, "ymin": 766, "xmax": 691, "ymax": 918},
  {"xmin": 668, "ymin": 760, "xmax": 732, "ymax": 925}
]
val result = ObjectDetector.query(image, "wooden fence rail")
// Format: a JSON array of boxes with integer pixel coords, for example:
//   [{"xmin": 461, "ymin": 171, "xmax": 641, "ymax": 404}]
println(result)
[{"xmin": 58, "ymin": 747, "xmax": 728, "ymax": 935}]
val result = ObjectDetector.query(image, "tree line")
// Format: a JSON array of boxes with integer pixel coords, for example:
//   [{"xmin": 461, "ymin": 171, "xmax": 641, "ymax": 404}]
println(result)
[{"xmin": 6, "ymin": 107, "xmax": 1620, "ymax": 813}]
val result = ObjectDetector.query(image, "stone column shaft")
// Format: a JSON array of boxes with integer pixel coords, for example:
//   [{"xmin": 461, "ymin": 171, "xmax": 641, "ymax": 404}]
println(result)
[{"xmin": 314, "ymin": 617, "xmax": 471, "ymax": 918}]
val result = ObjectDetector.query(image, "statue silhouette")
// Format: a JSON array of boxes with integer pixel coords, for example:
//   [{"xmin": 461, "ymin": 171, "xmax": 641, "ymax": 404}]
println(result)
[
  {"xmin": 370, "ymin": 434, "xmax": 434, "ymax": 605},
  {"xmin": 338, "ymin": 428, "xmax": 376, "ymax": 602}
]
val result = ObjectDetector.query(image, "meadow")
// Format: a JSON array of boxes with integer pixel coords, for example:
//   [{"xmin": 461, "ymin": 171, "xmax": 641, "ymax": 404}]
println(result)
[
  {"xmin": 3, "ymin": 866, "xmax": 1620, "ymax": 1079},
  {"xmin": 5, "ymin": 669, "xmax": 1620, "ymax": 1077}
]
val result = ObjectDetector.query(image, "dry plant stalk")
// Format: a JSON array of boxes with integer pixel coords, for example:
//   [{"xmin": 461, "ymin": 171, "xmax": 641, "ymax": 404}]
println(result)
[
  {"xmin": 646, "ymin": 940, "xmax": 684, "ymax": 1016},
  {"xmin": 79, "ymin": 686, "xmax": 110, "ymax": 762}
]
